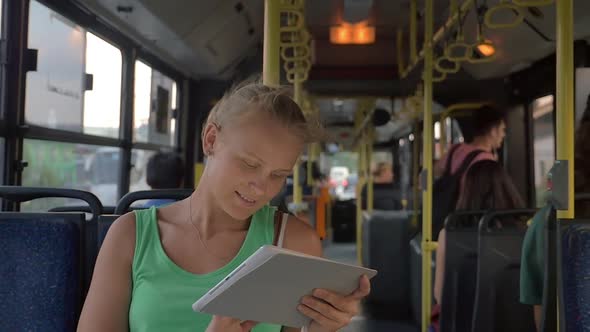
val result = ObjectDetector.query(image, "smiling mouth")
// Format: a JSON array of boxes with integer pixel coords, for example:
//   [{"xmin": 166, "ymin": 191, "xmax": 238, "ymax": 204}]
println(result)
[{"xmin": 236, "ymin": 191, "xmax": 256, "ymax": 204}]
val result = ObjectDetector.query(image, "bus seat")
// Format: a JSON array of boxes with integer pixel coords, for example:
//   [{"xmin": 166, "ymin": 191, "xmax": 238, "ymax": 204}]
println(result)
[
  {"xmin": 439, "ymin": 211, "xmax": 485, "ymax": 332},
  {"xmin": 0, "ymin": 186, "xmax": 102, "ymax": 297},
  {"xmin": 331, "ymin": 199, "xmax": 356, "ymax": 243},
  {"xmin": 115, "ymin": 189, "xmax": 193, "ymax": 214},
  {"xmin": 98, "ymin": 215, "xmax": 120, "ymax": 249},
  {"xmin": 472, "ymin": 209, "xmax": 536, "ymax": 332},
  {"xmin": 559, "ymin": 220, "xmax": 590, "ymax": 332},
  {"xmin": 409, "ymin": 232, "xmax": 435, "ymax": 326},
  {"xmin": 0, "ymin": 212, "xmax": 85, "ymax": 331},
  {"xmin": 362, "ymin": 210, "xmax": 413, "ymax": 320}
]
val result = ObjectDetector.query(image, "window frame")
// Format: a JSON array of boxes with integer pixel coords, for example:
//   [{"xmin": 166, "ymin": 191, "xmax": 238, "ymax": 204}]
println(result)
[{"xmin": 3, "ymin": 0, "xmax": 188, "ymax": 211}]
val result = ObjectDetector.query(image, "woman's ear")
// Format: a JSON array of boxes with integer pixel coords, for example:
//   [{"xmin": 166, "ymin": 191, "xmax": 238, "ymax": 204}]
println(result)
[{"xmin": 202, "ymin": 122, "xmax": 220, "ymax": 156}]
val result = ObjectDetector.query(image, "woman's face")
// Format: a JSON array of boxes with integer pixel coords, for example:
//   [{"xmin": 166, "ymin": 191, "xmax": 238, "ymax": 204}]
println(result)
[{"xmin": 203, "ymin": 110, "xmax": 305, "ymax": 220}]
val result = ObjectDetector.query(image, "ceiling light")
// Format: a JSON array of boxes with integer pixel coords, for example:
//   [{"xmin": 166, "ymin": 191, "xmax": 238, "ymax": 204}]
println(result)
[{"xmin": 476, "ymin": 41, "xmax": 496, "ymax": 57}]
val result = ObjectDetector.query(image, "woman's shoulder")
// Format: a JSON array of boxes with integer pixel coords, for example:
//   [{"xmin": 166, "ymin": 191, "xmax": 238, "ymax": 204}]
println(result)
[{"xmin": 281, "ymin": 213, "xmax": 322, "ymax": 257}]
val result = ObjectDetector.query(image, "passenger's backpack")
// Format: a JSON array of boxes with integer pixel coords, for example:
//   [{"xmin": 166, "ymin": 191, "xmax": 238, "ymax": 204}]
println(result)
[{"xmin": 431, "ymin": 145, "xmax": 483, "ymax": 240}]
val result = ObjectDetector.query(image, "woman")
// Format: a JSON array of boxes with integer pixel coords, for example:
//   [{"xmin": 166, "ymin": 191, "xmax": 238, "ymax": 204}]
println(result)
[
  {"xmin": 77, "ymin": 80, "xmax": 370, "ymax": 332},
  {"xmin": 431, "ymin": 160, "xmax": 525, "ymax": 330}
]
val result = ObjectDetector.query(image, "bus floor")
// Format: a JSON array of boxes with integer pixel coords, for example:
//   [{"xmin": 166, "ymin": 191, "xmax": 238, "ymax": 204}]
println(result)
[{"xmin": 323, "ymin": 242, "xmax": 419, "ymax": 332}]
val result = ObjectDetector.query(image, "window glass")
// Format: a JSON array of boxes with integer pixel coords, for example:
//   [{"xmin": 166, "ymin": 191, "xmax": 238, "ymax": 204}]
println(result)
[
  {"xmin": 129, "ymin": 149, "xmax": 157, "ymax": 192},
  {"xmin": 134, "ymin": 61, "xmax": 178, "ymax": 146},
  {"xmin": 25, "ymin": 1, "xmax": 122, "ymax": 137},
  {"xmin": 21, "ymin": 139, "xmax": 121, "ymax": 210},
  {"xmin": 532, "ymin": 95, "xmax": 555, "ymax": 207},
  {"xmin": 83, "ymin": 32, "xmax": 122, "ymax": 137},
  {"xmin": 324, "ymin": 152, "xmax": 359, "ymax": 201}
]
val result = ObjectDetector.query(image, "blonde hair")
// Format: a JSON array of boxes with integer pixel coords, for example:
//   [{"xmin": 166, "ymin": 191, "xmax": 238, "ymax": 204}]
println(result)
[{"xmin": 202, "ymin": 78, "xmax": 323, "ymax": 144}]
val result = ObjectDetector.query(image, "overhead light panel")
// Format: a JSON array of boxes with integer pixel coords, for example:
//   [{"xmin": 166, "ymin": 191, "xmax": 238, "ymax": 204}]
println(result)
[{"xmin": 330, "ymin": 21, "xmax": 375, "ymax": 45}]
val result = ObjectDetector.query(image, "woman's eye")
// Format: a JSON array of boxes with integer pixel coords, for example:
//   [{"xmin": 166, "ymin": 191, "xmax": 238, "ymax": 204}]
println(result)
[{"xmin": 243, "ymin": 160, "xmax": 258, "ymax": 168}]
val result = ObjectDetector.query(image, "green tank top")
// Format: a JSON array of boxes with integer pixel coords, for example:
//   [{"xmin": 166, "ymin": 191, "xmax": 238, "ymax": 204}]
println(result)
[{"xmin": 129, "ymin": 205, "xmax": 282, "ymax": 332}]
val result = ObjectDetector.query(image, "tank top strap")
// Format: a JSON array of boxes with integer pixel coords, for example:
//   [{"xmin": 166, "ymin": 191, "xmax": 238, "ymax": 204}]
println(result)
[{"xmin": 132, "ymin": 207, "xmax": 159, "ymax": 278}]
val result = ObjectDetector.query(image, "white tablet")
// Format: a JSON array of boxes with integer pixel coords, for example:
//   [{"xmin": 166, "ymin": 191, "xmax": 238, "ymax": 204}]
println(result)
[{"xmin": 192, "ymin": 245, "xmax": 377, "ymax": 328}]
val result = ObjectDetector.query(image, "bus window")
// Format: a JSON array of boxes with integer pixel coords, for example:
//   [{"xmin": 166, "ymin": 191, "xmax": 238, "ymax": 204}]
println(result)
[
  {"xmin": 21, "ymin": 139, "xmax": 121, "ymax": 210},
  {"xmin": 83, "ymin": 32, "xmax": 122, "ymax": 138},
  {"xmin": 25, "ymin": 0, "xmax": 122, "ymax": 137},
  {"xmin": 532, "ymin": 95, "xmax": 555, "ymax": 207},
  {"xmin": 134, "ymin": 61, "xmax": 178, "ymax": 147},
  {"xmin": 129, "ymin": 149, "xmax": 157, "ymax": 192}
]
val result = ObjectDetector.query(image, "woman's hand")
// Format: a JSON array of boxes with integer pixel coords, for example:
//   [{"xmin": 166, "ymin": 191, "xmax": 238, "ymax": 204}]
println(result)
[
  {"xmin": 205, "ymin": 315, "xmax": 258, "ymax": 332},
  {"xmin": 297, "ymin": 275, "xmax": 371, "ymax": 332}
]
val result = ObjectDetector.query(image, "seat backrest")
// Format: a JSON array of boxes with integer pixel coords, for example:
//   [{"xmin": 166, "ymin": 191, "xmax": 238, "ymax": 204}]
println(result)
[
  {"xmin": 0, "ymin": 212, "xmax": 85, "ymax": 332},
  {"xmin": 472, "ymin": 209, "xmax": 536, "ymax": 332},
  {"xmin": 115, "ymin": 189, "xmax": 193, "ymax": 214},
  {"xmin": 50, "ymin": 205, "xmax": 116, "ymax": 215},
  {"xmin": 559, "ymin": 220, "xmax": 590, "ymax": 332},
  {"xmin": 439, "ymin": 210, "xmax": 485, "ymax": 332},
  {"xmin": 97, "ymin": 215, "xmax": 120, "ymax": 249},
  {"xmin": 362, "ymin": 210, "xmax": 413, "ymax": 319},
  {"xmin": 0, "ymin": 186, "xmax": 103, "ymax": 297}
]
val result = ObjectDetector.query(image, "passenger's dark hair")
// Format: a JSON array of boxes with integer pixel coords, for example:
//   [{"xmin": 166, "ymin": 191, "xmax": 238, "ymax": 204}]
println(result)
[
  {"xmin": 456, "ymin": 160, "xmax": 525, "ymax": 211},
  {"xmin": 471, "ymin": 105, "xmax": 507, "ymax": 138},
  {"xmin": 146, "ymin": 152, "xmax": 184, "ymax": 189}
]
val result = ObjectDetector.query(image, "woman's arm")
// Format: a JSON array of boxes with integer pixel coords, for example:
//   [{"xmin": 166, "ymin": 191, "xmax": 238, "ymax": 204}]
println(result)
[
  {"xmin": 77, "ymin": 213, "xmax": 136, "ymax": 332},
  {"xmin": 281, "ymin": 215, "xmax": 370, "ymax": 332}
]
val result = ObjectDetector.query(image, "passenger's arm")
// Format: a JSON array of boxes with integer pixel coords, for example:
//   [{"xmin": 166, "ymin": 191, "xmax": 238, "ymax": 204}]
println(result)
[
  {"xmin": 434, "ymin": 229, "xmax": 446, "ymax": 304},
  {"xmin": 77, "ymin": 213, "xmax": 136, "ymax": 332},
  {"xmin": 281, "ymin": 215, "xmax": 370, "ymax": 332},
  {"xmin": 533, "ymin": 305, "xmax": 542, "ymax": 332}
]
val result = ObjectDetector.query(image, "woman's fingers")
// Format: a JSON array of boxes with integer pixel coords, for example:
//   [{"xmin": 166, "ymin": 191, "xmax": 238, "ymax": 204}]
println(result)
[{"xmin": 348, "ymin": 275, "xmax": 371, "ymax": 300}]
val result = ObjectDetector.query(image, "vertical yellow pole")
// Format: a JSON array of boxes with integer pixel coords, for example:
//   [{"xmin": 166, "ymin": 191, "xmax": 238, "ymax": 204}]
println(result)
[
  {"xmin": 556, "ymin": 2, "xmax": 574, "ymax": 330},
  {"xmin": 410, "ymin": 0, "xmax": 417, "ymax": 64},
  {"xmin": 556, "ymin": 0, "xmax": 574, "ymax": 220},
  {"xmin": 293, "ymin": 82, "xmax": 303, "ymax": 204},
  {"xmin": 263, "ymin": 0, "xmax": 280, "ymax": 87},
  {"xmin": 421, "ymin": 0, "xmax": 434, "ymax": 331}
]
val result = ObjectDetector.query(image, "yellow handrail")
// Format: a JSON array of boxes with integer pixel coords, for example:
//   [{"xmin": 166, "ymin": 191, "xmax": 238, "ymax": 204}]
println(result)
[
  {"xmin": 401, "ymin": 0, "xmax": 475, "ymax": 78},
  {"xmin": 278, "ymin": 0, "xmax": 312, "ymax": 208},
  {"xmin": 432, "ymin": 69, "xmax": 447, "ymax": 83},
  {"xmin": 263, "ymin": 0, "xmax": 280, "ymax": 86},
  {"xmin": 485, "ymin": 1, "xmax": 525, "ymax": 29},
  {"xmin": 513, "ymin": 0, "xmax": 553, "ymax": 7},
  {"xmin": 435, "ymin": 56, "xmax": 461, "ymax": 74},
  {"xmin": 556, "ymin": 0, "xmax": 574, "ymax": 220},
  {"xmin": 421, "ymin": 1, "xmax": 435, "ymax": 331}
]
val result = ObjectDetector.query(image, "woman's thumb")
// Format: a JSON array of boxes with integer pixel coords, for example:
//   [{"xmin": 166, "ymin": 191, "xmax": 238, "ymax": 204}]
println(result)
[{"xmin": 240, "ymin": 320, "xmax": 259, "ymax": 331}]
